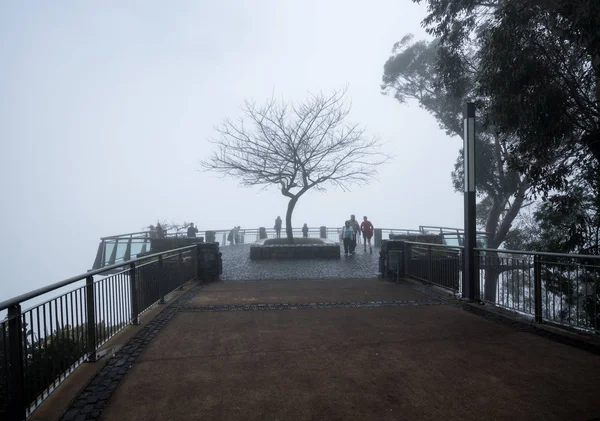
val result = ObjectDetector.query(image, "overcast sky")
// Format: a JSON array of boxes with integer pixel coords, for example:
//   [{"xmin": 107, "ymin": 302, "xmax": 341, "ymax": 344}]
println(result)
[{"xmin": 0, "ymin": 1, "xmax": 465, "ymax": 302}]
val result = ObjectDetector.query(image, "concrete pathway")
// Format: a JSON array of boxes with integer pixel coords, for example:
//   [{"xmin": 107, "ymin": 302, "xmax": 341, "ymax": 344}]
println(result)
[{"xmin": 84, "ymin": 279, "xmax": 600, "ymax": 421}]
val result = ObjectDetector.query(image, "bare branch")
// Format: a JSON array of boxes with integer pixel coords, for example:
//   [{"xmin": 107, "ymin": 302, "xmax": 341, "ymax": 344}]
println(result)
[{"xmin": 200, "ymin": 88, "xmax": 391, "ymax": 196}]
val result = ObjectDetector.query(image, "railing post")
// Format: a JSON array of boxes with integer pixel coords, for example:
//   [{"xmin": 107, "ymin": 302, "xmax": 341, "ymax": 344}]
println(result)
[
  {"xmin": 158, "ymin": 255, "xmax": 165, "ymax": 304},
  {"xmin": 534, "ymin": 255, "xmax": 543, "ymax": 323},
  {"xmin": 398, "ymin": 241, "xmax": 406, "ymax": 279},
  {"xmin": 196, "ymin": 244, "xmax": 202, "ymax": 282},
  {"xmin": 85, "ymin": 276, "xmax": 97, "ymax": 362},
  {"xmin": 7, "ymin": 304, "xmax": 26, "ymax": 421},
  {"xmin": 129, "ymin": 262, "xmax": 139, "ymax": 325},
  {"xmin": 374, "ymin": 229, "xmax": 382, "ymax": 247},
  {"xmin": 320, "ymin": 226, "xmax": 327, "ymax": 239},
  {"xmin": 427, "ymin": 245, "xmax": 433, "ymax": 281},
  {"xmin": 402, "ymin": 241, "xmax": 409, "ymax": 278},
  {"xmin": 178, "ymin": 250, "xmax": 185, "ymax": 290}
]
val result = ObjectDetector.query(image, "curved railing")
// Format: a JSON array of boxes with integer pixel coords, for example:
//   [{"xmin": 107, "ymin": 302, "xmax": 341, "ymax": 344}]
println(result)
[{"xmin": 91, "ymin": 225, "xmax": 482, "ymax": 270}]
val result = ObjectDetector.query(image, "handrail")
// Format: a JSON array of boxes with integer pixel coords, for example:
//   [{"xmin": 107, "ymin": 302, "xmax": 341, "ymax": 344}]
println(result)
[
  {"xmin": 100, "ymin": 231, "xmax": 148, "ymax": 240},
  {"xmin": 403, "ymin": 241, "xmax": 464, "ymax": 249},
  {"xmin": 475, "ymin": 247, "xmax": 600, "ymax": 260},
  {"xmin": 0, "ymin": 245, "xmax": 196, "ymax": 311},
  {"xmin": 419, "ymin": 225, "xmax": 491, "ymax": 235}
]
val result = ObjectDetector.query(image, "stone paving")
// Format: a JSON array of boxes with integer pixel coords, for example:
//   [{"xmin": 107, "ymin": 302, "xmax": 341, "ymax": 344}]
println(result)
[{"xmin": 220, "ymin": 243, "xmax": 380, "ymax": 281}]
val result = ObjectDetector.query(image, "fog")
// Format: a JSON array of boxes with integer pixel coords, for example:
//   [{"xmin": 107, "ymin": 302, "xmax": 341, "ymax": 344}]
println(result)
[{"xmin": 0, "ymin": 1, "xmax": 465, "ymax": 303}]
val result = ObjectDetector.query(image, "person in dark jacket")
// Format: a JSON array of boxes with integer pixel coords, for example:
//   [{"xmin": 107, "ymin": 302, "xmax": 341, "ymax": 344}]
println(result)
[
  {"xmin": 302, "ymin": 223, "xmax": 309, "ymax": 238},
  {"xmin": 341, "ymin": 220, "xmax": 356, "ymax": 256},
  {"xmin": 187, "ymin": 223, "xmax": 198, "ymax": 238},
  {"xmin": 348, "ymin": 214, "xmax": 360, "ymax": 253},
  {"xmin": 274, "ymin": 216, "xmax": 282, "ymax": 238}
]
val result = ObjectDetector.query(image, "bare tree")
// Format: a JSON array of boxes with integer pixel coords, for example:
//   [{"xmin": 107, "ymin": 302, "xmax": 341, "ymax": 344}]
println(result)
[{"xmin": 200, "ymin": 88, "xmax": 390, "ymax": 241}]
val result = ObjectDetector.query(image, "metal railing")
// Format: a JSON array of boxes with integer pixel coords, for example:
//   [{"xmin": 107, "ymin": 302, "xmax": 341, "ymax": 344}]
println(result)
[
  {"xmin": 207, "ymin": 227, "xmax": 346, "ymax": 246},
  {"xmin": 386, "ymin": 240, "xmax": 600, "ymax": 334},
  {"xmin": 0, "ymin": 245, "xmax": 199, "ymax": 420},
  {"xmin": 476, "ymin": 248, "xmax": 600, "ymax": 333},
  {"xmin": 390, "ymin": 241, "xmax": 463, "ymax": 292}
]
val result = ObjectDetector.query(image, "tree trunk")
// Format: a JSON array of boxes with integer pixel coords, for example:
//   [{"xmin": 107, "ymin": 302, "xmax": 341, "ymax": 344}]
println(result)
[
  {"xmin": 481, "ymin": 178, "xmax": 529, "ymax": 302},
  {"xmin": 285, "ymin": 196, "xmax": 298, "ymax": 242},
  {"xmin": 483, "ymin": 250, "xmax": 500, "ymax": 302}
]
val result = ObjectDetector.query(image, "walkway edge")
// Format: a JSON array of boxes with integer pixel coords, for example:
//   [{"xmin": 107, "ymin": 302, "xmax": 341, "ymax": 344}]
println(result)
[
  {"xmin": 54, "ymin": 286, "xmax": 198, "ymax": 421},
  {"xmin": 461, "ymin": 302, "xmax": 600, "ymax": 355}
]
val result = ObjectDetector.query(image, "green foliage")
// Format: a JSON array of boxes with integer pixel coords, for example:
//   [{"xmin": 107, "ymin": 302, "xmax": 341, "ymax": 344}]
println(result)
[
  {"xmin": 411, "ymin": 0, "xmax": 600, "ymax": 195},
  {"xmin": 382, "ymin": 35, "xmax": 529, "ymax": 254}
]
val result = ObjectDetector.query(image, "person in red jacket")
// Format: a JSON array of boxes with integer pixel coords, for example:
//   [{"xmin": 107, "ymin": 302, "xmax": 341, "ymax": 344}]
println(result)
[{"xmin": 360, "ymin": 216, "xmax": 374, "ymax": 253}]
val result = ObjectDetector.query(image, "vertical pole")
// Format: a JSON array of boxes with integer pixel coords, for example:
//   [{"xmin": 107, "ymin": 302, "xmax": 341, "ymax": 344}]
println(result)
[
  {"xmin": 178, "ymin": 250, "xmax": 185, "ymax": 290},
  {"xmin": 85, "ymin": 276, "xmax": 97, "ymax": 362},
  {"xmin": 463, "ymin": 102, "xmax": 478, "ymax": 300},
  {"xmin": 7, "ymin": 304, "xmax": 26, "ymax": 421},
  {"xmin": 534, "ymin": 254, "xmax": 543, "ymax": 323},
  {"xmin": 158, "ymin": 255, "xmax": 165, "ymax": 304},
  {"xmin": 427, "ymin": 245, "xmax": 433, "ymax": 282},
  {"xmin": 402, "ymin": 241, "xmax": 408, "ymax": 278},
  {"xmin": 129, "ymin": 262, "xmax": 139, "ymax": 325},
  {"xmin": 196, "ymin": 244, "xmax": 202, "ymax": 282},
  {"xmin": 398, "ymin": 241, "xmax": 406, "ymax": 279}
]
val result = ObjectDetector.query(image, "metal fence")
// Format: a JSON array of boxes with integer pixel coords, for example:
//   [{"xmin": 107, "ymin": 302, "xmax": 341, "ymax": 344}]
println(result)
[
  {"xmin": 390, "ymin": 242, "xmax": 463, "ymax": 292},
  {"xmin": 388, "ymin": 240, "xmax": 599, "ymax": 334},
  {"xmin": 211, "ymin": 226, "xmax": 345, "ymax": 246},
  {"xmin": 476, "ymin": 248, "xmax": 600, "ymax": 333},
  {"xmin": 0, "ymin": 246, "xmax": 198, "ymax": 420}
]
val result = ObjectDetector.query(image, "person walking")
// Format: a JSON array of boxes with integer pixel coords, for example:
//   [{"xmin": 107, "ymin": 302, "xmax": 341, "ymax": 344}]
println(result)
[
  {"xmin": 341, "ymin": 220, "xmax": 356, "ymax": 256},
  {"xmin": 349, "ymin": 215, "xmax": 361, "ymax": 253},
  {"xmin": 274, "ymin": 216, "xmax": 282, "ymax": 238},
  {"xmin": 360, "ymin": 216, "xmax": 374, "ymax": 253},
  {"xmin": 302, "ymin": 223, "xmax": 309, "ymax": 238}
]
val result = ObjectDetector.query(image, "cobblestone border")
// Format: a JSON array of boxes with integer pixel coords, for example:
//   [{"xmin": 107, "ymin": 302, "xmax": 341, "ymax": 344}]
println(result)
[
  {"xmin": 58, "ymin": 288, "xmax": 198, "ymax": 421},
  {"xmin": 178, "ymin": 299, "xmax": 448, "ymax": 312}
]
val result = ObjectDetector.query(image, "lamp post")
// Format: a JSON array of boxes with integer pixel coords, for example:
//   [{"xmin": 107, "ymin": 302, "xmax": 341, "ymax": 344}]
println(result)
[{"xmin": 463, "ymin": 103, "xmax": 478, "ymax": 300}]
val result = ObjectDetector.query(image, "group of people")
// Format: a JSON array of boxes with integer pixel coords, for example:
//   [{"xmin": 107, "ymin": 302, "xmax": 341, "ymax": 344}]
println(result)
[
  {"xmin": 148, "ymin": 223, "xmax": 166, "ymax": 239},
  {"xmin": 273, "ymin": 217, "xmax": 316, "ymax": 238},
  {"xmin": 274, "ymin": 214, "xmax": 375, "ymax": 256},
  {"xmin": 228, "ymin": 226, "xmax": 244, "ymax": 245},
  {"xmin": 341, "ymin": 215, "xmax": 374, "ymax": 256}
]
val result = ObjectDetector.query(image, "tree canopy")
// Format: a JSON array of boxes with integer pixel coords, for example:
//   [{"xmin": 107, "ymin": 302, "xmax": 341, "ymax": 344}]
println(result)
[
  {"xmin": 201, "ymin": 88, "xmax": 389, "ymax": 240},
  {"xmin": 382, "ymin": 35, "xmax": 530, "ymax": 252},
  {"xmin": 412, "ymin": 0, "xmax": 600, "ymax": 194}
]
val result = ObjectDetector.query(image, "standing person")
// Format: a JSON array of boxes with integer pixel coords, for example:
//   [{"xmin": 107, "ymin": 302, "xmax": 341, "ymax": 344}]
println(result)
[
  {"xmin": 341, "ymin": 220, "xmax": 356, "ymax": 256},
  {"xmin": 234, "ymin": 226, "xmax": 242, "ymax": 244},
  {"xmin": 187, "ymin": 223, "xmax": 198, "ymax": 238},
  {"xmin": 274, "ymin": 216, "xmax": 282, "ymax": 238},
  {"xmin": 227, "ymin": 227, "xmax": 235, "ymax": 246},
  {"xmin": 360, "ymin": 216, "xmax": 374, "ymax": 253},
  {"xmin": 349, "ymin": 215, "xmax": 361, "ymax": 253},
  {"xmin": 302, "ymin": 223, "xmax": 309, "ymax": 238},
  {"xmin": 156, "ymin": 223, "xmax": 165, "ymax": 239}
]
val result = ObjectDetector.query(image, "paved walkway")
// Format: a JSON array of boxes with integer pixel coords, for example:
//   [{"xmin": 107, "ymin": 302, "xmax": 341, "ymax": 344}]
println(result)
[
  {"xmin": 60, "ymin": 278, "xmax": 600, "ymax": 421},
  {"xmin": 220, "ymin": 244, "xmax": 381, "ymax": 281}
]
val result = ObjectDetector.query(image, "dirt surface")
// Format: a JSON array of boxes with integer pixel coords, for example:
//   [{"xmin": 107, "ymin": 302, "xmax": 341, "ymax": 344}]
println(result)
[{"xmin": 99, "ymin": 280, "xmax": 600, "ymax": 421}]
